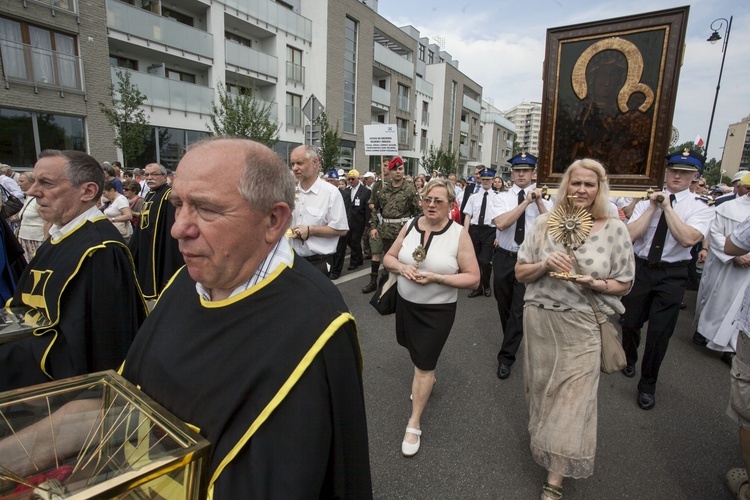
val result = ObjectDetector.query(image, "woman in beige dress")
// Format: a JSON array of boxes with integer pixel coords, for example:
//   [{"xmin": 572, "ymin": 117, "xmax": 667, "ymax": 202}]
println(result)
[{"xmin": 515, "ymin": 159, "xmax": 635, "ymax": 499}]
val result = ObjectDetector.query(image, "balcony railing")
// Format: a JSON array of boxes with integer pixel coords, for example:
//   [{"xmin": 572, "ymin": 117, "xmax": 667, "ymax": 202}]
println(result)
[
  {"xmin": 286, "ymin": 105, "xmax": 302, "ymax": 129},
  {"xmin": 112, "ymin": 67, "xmax": 213, "ymax": 115},
  {"xmin": 0, "ymin": 38, "xmax": 84, "ymax": 93},
  {"xmin": 397, "ymin": 127, "xmax": 409, "ymax": 147},
  {"xmin": 373, "ymin": 43, "xmax": 414, "ymax": 78},
  {"xmin": 226, "ymin": 92, "xmax": 278, "ymax": 122},
  {"xmin": 397, "ymin": 95, "xmax": 410, "ymax": 113},
  {"xmin": 29, "ymin": 0, "xmax": 77, "ymax": 14},
  {"xmin": 421, "ymin": 110, "xmax": 429, "ymax": 126},
  {"xmin": 416, "ymin": 77, "xmax": 433, "ymax": 98},
  {"xmin": 106, "ymin": 0, "xmax": 213, "ymax": 59},
  {"xmin": 460, "ymin": 121, "xmax": 469, "ymax": 134},
  {"xmin": 286, "ymin": 61, "xmax": 304, "ymax": 85},
  {"xmin": 459, "ymin": 144, "xmax": 468, "ymax": 158},
  {"xmin": 462, "ymin": 94, "xmax": 481, "ymax": 114},
  {"xmin": 223, "ymin": 0, "xmax": 312, "ymax": 43},
  {"xmin": 372, "ymin": 86, "xmax": 390, "ymax": 107},
  {"xmin": 225, "ymin": 40, "xmax": 278, "ymax": 79}
]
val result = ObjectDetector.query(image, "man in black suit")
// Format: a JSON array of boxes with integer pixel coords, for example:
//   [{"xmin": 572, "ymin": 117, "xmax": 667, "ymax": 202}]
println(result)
[{"xmin": 344, "ymin": 169, "xmax": 370, "ymax": 271}]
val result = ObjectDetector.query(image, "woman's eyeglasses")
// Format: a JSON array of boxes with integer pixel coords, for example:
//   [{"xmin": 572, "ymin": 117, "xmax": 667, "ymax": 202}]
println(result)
[{"xmin": 422, "ymin": 197, "xmax": 447, "ymax": 206}]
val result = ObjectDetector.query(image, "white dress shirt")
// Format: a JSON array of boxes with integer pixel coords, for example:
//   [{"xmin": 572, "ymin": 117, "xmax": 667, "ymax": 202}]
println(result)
[
  {"xmin": 291, "ymin": 177, "xmax": 349, "ymax": 257},
  {"xmin": 463, "ymin": 187, "xmax": 498, "ymax": 227},
  {"xmin": 629, "ymin": 188, "xmax": 715, "ymax": 262},
  {"xmin": 0, "ymin": 175, "xmax": 24, "ymax": 202},
  {"xmin": 492, "ymin": 184, "xmax": 552, "ymax": 252},
  {"xmin": 49, "ymin": 205, "xmax": 104, "ymax": 242}
]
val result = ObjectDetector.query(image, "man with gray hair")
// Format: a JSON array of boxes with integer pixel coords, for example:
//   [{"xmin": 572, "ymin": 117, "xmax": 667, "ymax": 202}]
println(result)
[
  {"xmin": 0, "ymin": 150, "xmax": 146, "ymax": 391},
  {"xmin": 0, "ymin": 140, "xmax": 372, "ymax": 497},
  {"xmin": 289, "ymin": 145, "xmax": 348, "ymax": 277},
  {"xmin": 129, "ymin": 162, "xmax": 184, "ymax": 300},
  {"xmin": 124, "ymin": 138, "xmax": 371, "ymax": 497}
]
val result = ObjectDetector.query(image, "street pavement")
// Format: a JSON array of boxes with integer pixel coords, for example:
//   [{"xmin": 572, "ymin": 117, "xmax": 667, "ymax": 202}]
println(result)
[{"xmin": 334, "ymin": 263, "xmax": 739, "ymax": 499}]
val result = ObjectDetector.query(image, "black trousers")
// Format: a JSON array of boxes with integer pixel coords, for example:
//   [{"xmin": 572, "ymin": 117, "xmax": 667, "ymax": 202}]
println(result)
[
  {"xmin": 620, "ymin": 257, "xmax": 688, "ymax": 394},
  {"xmin": 331, "ymin": 236, "xmax": 348, "ymax": 277},
  {"xmin": 305, "ymin": 253, "xmax": 334, "ymax": 278},
  {"xmin": 469, "ymin": 225, "xmax": 495, "ymax": 290},
  {"xmin": 347, "ymin": 226, "xmax": 365, "ymax": 267},
  {"xmin": 493, "ymin": 249, "xmax": 526, "ymax": 365}
]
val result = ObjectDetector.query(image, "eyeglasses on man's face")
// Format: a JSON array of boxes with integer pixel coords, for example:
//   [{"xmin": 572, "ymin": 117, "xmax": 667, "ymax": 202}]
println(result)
[
  {"xmin": 144, "ymin": 173, "xmax": 166, "ymax": 177},
  {"xmin": 421, "ymin": 197, "xmax": 447, "ymax": 206}
]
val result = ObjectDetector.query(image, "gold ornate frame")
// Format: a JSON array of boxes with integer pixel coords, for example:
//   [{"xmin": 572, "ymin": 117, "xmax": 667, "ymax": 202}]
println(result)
[{"xmin": 537, "ymin": 7, "xmax": 689, "ymax": 192}]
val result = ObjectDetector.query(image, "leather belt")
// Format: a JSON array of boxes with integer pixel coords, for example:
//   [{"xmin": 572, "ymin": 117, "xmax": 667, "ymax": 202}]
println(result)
[
  {"xmin": 382, "ymin": 217, "xmax": 411, "ymax": 224},
  {"xmin": 303, "ymin": 253, "xmax": 333, "ymax": 263},
  {"xmin": 496, "ymin": 247, "xmax": 518, "ymax": 259},
  {"xmin": 635, "ymin": 256, "xmax": 689, "ymax": 268}
]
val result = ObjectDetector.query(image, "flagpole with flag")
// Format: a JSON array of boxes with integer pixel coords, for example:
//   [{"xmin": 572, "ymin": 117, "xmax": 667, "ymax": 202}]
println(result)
[{"xmin": 695, "ymin": 134, "xmax": 705, "ymax": 153}]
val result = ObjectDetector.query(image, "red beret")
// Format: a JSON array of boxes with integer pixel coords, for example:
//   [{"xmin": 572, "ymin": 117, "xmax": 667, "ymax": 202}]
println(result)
[{"xmin": 388, "ymin": 156, "xmax": 404, "ymax": 170}]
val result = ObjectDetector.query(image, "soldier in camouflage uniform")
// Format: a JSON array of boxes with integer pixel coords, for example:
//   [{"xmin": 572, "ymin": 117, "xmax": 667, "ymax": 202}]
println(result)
[
  {"xmin": 362, "ymin": 156, "xmax": 421, "ymax": 293},
  {"xmin": 362, "ymin": 164, "xmax": 389, "ymax": 293}
]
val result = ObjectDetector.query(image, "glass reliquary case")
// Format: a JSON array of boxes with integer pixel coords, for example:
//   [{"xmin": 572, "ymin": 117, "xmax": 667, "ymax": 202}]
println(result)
[{"xmin": 0, "ymin": 371, "xmax": 209, "ymax": 499}]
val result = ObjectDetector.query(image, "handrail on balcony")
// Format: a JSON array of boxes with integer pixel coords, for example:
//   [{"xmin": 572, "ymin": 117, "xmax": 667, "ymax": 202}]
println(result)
[
  {"xmin": 397, "ymin": 95, "xmax": 410, "ymax": 113},
  {"xmin": 421, "ymin": 111, "xmax": 429, "ymax": 125},
  {"xmin": 0, "ymin": 38, "xmax": 85, "ymax": 95},
  {"xmin": 286, "ymin": 61, "xmax": 304, "ymax": 86},
  {"xmin": 111, "ymin": 67, "xmax": 213, "ymax": 115},
  {"xmin": 286, "ymin": 105, "xmax": 302, "ymax": 129}
]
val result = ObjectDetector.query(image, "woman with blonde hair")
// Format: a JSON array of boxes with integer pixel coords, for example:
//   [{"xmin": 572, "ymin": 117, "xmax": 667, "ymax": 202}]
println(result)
[
  {"xmin": 384, "ymin": 179, "xmax": 479, "ymax": 458},
  {"xmin": 515, "ymin": 158, "xmax": 635, "ymax": 499}
]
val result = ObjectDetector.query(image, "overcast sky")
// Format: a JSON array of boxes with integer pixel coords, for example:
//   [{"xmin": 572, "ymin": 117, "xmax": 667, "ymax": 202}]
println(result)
[{"xmin": 378, "ymin": 0, "xmax": 749, "ymax": 161}]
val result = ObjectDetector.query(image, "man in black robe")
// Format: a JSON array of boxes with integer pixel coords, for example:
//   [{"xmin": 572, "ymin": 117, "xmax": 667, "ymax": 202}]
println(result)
[
  {"xmin": 0, "ymin": 149, "xmax": 147, "ymax": 391},
  {"xmin": 124, "ymin": 138, "xmax": 372, "ymax": 497},
  {"xmin": 129, "ymin": 162, "xmax": 183, "ymax": 300}
]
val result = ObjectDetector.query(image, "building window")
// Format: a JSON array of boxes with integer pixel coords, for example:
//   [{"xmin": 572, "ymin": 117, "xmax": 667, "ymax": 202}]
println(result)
[
  {"xmin": 0, "ymin": 108, "xmax": 85, "ymax": 168},
  {"xmin": 427, "ymin": 50, "xmax": 434, "ymax": 64},
  {"xmin": 343, "ymin": 17, "xmax": 358, "ymax": 134},
  {"xmin": 166, "ymin": 68, "xmax": 195, "ymax": 84},
  {"xmin": 286, "ymin": 46, "xmax": 304, "ymax": 85},
  {"xmin": 34, "ymin": 0, "xmax": 76, "ymax": 12},
  {"xmin": 162, "ymin": 7, "xmax": 194, "ymax": 27},
  {"xmin": 397, "ymin": 117, "xmax": 408, "ymax": 147},
  {"xmin": 0, "ymin": 17, "xmax": 82, "ymax": 91},
  {"xmin": 397, "ymin": 84, "xmax": 410, "ymax": 112},
  {"xmin": 109, "ymin": 55, "xmax": 138, "ymax": 70},
  {"xmin": 225, "ymin": 32, "xmax": 251, "ymax": 47},
  {"xmin": 286, "ymin": 93, "xmax": 302, "ymax": 129},
  {"xmin": 418, "ymin": 44, "xmax": 425, "ymax": 62},
  {"xmin": 421, "ymin": 101, "xmax": 429, "ymax": 125},
  {"xmin": 131, "ymin": 126, "xmax": 209, "ymax": 169}
]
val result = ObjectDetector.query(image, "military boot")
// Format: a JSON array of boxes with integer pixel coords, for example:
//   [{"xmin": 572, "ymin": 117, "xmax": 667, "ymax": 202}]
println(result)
[{"xmin": 362, "ymin": 273, "xmax": 378, "ymax": 293}]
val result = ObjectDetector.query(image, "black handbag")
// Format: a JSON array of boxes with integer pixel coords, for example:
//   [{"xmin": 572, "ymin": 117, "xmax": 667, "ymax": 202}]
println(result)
[
  {"xmin": 369, "ymin": 271, "xmax": 398, "ymax": 315},
  {"xmin": 0, "ymin": 186, "xmax": 23, "ymax": 219},
  {"xmin": 369, "ymin": 217, "xmax": 419, "ymax": 315}
]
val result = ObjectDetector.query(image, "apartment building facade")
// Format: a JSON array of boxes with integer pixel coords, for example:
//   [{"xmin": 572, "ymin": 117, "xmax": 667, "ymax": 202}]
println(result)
[
  {"xmin": 504, "ymin": 101, "xmax": 541, "ymax": 157},
  {"xmin": 480, "ymin": 99, "xmax": 515, "ymax": 177},
  {"xmin": 720, "ymin": 116, "xmax": 750, "ymax": 177},
  {"xmin": 1, "ymin": 0, "xmax": 501, "ymax": 176},
  {"xmin": 0, "ymin": 0, "xmax": 116, "ymax": 168}
]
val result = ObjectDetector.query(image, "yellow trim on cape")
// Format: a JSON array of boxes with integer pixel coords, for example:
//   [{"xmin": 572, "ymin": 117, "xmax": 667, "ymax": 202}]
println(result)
[
  {"xmin": 7, "ymin": 231, "xmax": 146, "ymax": 381},
  {"xmin": 144, "ymin": 187, "xmax": 172, "ymax": 300},
  {"xmin": 206, "ymin": 312, "xmax": 356, "ymax": 499},
  {"xmin": 199, "ymin": 263, "xmax": 289, "ymax": 308},
  {"xmin": 49, "ymin": 214, "xmax": 108, "ymax": 245}
]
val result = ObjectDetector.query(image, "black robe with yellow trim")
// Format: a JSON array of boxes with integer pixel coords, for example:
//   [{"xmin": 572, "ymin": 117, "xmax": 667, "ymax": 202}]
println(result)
[
  {"xmin": 128, "ymin": 183, "xmax": 184, "ymax": 299},
  {"xmin": 0, "ymin": 217, "xmax": 147, "ymax": 392},
  {"xmin": 123, "ymin": 258, "xmax": 372, "ymax": 499}
]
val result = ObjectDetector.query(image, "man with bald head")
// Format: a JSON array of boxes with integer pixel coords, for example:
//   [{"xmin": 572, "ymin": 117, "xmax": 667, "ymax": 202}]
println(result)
[
  {"xmin": 123, "ymin": 138, "xmax": 372, "ymax": 497},
  {"xmin": 129, "ymin": 162, "xmax": 184, "ymax": 300}
]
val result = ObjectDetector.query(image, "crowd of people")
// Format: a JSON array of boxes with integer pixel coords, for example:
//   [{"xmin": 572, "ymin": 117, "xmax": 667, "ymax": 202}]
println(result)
[{"xmin": 0, "ymin": 144, "xmax": 747, "ymax": 499}]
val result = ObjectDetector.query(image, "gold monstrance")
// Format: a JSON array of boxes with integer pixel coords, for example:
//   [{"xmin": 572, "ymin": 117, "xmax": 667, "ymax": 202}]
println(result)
[
  {"xmin": 412, "ymin": 245, "xmax": 426, "ymax": 270},
  {"xmin": 547, "ymin": 202, "xmax": 593, "ymax": 279}
]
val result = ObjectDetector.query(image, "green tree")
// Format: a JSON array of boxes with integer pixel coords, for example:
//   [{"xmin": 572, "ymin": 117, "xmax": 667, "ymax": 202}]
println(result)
[
  {"xmin": 316, "ymin": 112, "xmax": 340, "ymax": 172},
  {"xmin": 512, "ymin": 138, "xmax": 522, "ymax": 156},
  {"xmin": 207, "ymin": 81, "xmax": 280, "ymax": 148},
  {"xmin": 421, "ymin": 144, "xmax": 459, "ymax": 175},
  {"xmin": 99, "ymin": 69, "xmax": 151, "ymax": 168}
]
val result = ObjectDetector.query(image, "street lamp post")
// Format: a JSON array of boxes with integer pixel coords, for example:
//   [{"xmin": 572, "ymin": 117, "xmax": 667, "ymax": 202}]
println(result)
[{"xmin": 704, "ymin": 16, "xmax": 733, "ymax": 160}]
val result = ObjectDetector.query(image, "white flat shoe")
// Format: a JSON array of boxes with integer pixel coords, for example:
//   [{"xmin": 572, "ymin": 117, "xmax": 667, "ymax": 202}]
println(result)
[{"xmin": 401, "ymin": 427, "xmax": 422, "ymax": 457}]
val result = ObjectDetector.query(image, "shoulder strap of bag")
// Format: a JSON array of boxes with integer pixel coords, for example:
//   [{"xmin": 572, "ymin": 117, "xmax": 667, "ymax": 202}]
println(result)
[{"xmin": 582, "ymin": 287, "xmax": 608, "ymax": 325}]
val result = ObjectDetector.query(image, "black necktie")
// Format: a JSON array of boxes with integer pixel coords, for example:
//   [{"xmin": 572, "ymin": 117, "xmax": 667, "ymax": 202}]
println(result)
[
  {"xmin": 478, "ymin": 191, "xmax": 488, "ymax": 226},
  {"xmin": 515, "ymin": 190, "xmax": 525, "ymax": 245},
  {"xmin": 647, "ymin": 193, "xmax": 676, "ymax": 264}
]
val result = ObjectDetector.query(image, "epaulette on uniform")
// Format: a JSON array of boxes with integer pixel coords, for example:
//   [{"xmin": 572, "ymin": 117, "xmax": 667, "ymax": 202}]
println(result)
[{"xmin": 696, "ymin": 196, "xmax": 714, "ymax": 206}]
